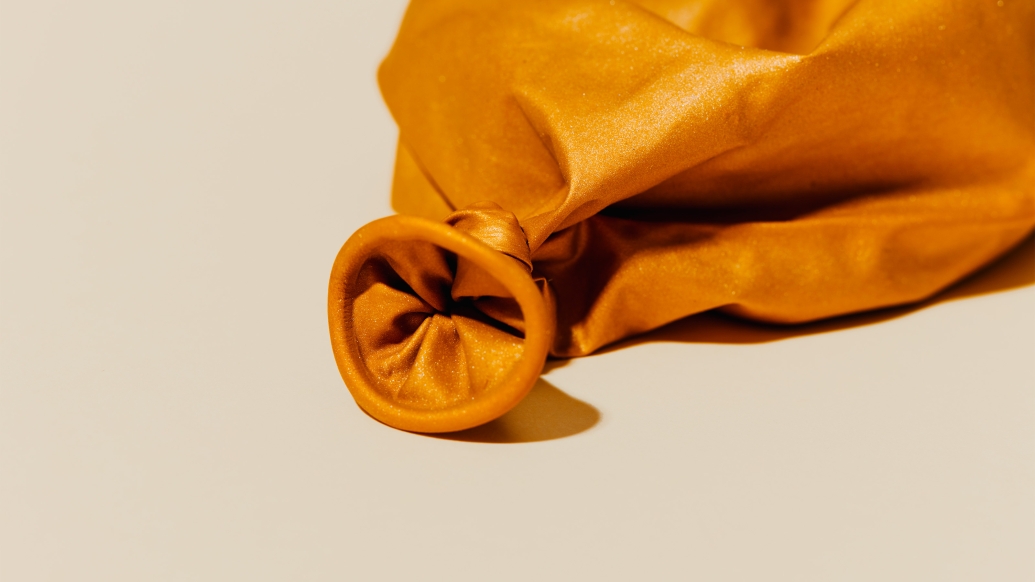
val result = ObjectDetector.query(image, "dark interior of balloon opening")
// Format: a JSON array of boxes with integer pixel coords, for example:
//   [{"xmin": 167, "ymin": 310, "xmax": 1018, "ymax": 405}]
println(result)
[
  {"xmin": 347, "ymin": 243, "xmax": 530, "ymax": 410},
  {"xmin": 353, "ymin": 252, "xmax": 527, "ymax": 339}
]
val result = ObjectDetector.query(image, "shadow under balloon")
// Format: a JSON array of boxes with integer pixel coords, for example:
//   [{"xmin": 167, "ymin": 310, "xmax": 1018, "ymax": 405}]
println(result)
[
  {"xmin": 429, "ymin": 233, "xmax": 1032, "ymax": 444},
  {"xmin": 600, "ymin": 232, "xmax": 1035, "ymax": 351},
  {"xmin": 430, "ymin": 378, "xmax": 599, "ymax": 443}
]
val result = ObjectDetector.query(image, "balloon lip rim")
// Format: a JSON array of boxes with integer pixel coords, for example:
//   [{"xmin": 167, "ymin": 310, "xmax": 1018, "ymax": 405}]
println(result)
[{"xmin": 328, "ymin": 214, "xmax": 553, "ymax": 433}]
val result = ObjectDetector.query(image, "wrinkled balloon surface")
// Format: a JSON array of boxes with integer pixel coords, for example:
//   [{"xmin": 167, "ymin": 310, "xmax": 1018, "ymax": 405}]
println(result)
[{"xmin": 329, "ymin": 0, "xmax": 1035, "ymax": 432}]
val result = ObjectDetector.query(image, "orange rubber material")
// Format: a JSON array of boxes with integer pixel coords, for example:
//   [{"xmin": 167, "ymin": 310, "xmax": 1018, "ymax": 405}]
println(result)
[{"xmin": 328, "ymin": 215, "xmax": 554, "ymax": 433}]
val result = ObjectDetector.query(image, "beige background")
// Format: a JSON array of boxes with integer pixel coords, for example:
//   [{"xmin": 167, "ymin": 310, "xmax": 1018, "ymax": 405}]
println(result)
[{"xmin": 2, "ymin": 1, "xmax": 1033, "ymax": 580}]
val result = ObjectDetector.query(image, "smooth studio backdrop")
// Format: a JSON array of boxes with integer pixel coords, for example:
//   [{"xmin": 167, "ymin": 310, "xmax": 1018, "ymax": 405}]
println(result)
[{"xmin": 2, "ymin": 1, "xmax": 1033, "ymax": 580}]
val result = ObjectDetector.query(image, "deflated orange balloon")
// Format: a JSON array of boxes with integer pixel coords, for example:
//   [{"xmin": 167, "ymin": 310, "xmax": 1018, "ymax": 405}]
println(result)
[{"xmin": 329, "ymin": 0, "xmax": 1035, "ymax": 432}]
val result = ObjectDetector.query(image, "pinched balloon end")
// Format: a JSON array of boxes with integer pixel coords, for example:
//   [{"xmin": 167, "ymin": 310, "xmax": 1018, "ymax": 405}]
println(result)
[{"xmin": 328, "ymin": 208, "xmax": 554, "ymax": 433}]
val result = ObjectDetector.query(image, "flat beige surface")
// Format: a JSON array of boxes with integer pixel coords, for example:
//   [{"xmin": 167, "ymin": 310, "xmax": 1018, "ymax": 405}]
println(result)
[{"xmin": 2, "ymin": 2, "xmax": 1033, "ymax": 580}]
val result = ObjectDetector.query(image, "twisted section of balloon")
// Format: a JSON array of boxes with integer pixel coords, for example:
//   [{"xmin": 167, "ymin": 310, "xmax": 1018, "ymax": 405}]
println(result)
[{"xmin": 328, "ymin": 203, "xmax": 555, "ymax": 433}]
